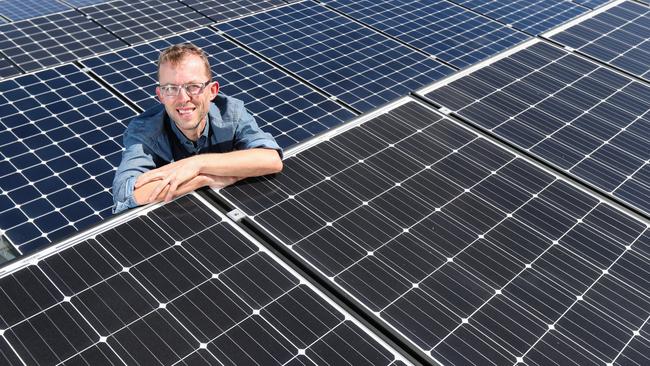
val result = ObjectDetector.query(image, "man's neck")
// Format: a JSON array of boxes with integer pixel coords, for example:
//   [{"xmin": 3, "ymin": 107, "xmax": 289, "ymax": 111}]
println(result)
[{"xmin": 178, "ymin": 116, "xmax": 207, "ymax": 142}]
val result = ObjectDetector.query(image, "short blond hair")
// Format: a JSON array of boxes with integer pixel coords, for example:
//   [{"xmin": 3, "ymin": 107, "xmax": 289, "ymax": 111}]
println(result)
[{"xmin": 157, "ymin": 43, "xmax": 212, "ymax": 81}]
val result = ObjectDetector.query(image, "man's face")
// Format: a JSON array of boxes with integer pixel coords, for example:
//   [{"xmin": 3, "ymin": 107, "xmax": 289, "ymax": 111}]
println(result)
[{"xmin": 156, "ymin": 55, "xmax": 218, "ymax": 140}]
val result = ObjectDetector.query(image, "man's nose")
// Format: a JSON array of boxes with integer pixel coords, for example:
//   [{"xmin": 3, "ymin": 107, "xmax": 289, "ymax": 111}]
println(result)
[{"xmin": 175, "ymin": 87, "xmax": 191, "ymax": 102}]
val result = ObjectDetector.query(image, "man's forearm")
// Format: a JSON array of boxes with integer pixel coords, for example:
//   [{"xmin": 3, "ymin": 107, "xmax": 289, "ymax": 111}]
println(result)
[
  {"xmin": 133, "ymin": 174, "xmax": 209, "ymax": 205},
  {"xmin": 194, "ymin": 148, "xmax": 282, "ymax": 177}
]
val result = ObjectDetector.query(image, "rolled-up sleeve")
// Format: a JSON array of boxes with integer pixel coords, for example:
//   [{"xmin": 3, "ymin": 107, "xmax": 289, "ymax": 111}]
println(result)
[
  {"xmin": 112, "ymin": 134, "xmax": 157, "ymax": 214},
  {"xmin": 233, "ymin": 106, "xmax": 283, "ymax": 158}
]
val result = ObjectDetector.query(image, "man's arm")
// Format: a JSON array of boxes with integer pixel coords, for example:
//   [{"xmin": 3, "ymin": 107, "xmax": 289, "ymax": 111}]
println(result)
[
  {"xmin": 133, "ymin": 173, "xmax": 241, "ymax": 205},
  {"xmin": 134, "ymin": 148, "xmax": 282, "ymax": 204},
  {"xmin": 112, "ymin": 139, "xmax": 159, "ymax": 214}
]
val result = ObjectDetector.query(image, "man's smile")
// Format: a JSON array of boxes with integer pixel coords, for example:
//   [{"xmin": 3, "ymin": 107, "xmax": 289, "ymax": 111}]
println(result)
[{"xmin": 176, "ymin": 106, "xmax": 196, "ymax": 115}]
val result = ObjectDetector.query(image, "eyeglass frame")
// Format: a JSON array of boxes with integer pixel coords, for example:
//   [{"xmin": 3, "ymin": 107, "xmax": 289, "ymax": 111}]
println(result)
[{"xmin": 157, "ymin": 80, "xmax": 213, "ymax": 97}]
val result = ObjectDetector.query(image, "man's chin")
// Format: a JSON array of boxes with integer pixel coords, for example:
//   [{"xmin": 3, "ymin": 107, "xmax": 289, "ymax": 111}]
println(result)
[{"xmin": 173, "ymin": 116, "xmax": 203, "ymax": 134}]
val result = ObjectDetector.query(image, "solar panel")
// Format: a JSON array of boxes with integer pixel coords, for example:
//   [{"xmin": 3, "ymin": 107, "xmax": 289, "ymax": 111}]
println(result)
[
  {"xmin": 79, "ymin": 0, "xmax": 213, "ymax": 46},
  {"xmin": 0, "ymin": 64, "xmax": 137, "ymax": 253},
  {"xmin": 447, "ymin": 0, "xmax": 589, "ymax": 35},
  {"xmin": 180, "ymin": 0, "xmax": 287, "ymax": 23},
  {"xmin": 0, "ymin": 10, "xmax": 126, "ymax": 73},
  {"xmin": 65, "ymin": 0, "xmax": 113, "ymax": 6},
  {"xmin": 549, "ymin": 1, "xmax": 650, "ymax": 82},
  {"xmin": 0, "ymin": 194, "xmax": 407, "ymax": 365},
  {"xmin": 0, "ymin": 0, "xmax": 69, "ymax": 21},
  {"xmin": 81, "ymin": 27, "xmax": 356, "ymax": 149},
  {"xmin": 571, "ymin": 0, "xmax": 613, "ymax": 9},
  {"xmin": 321, "ymin": 0, "xmax": 530, "ymax": 69},
  {"xmin": 217, "ymin": 1, "xmax": 454, "ymax": 113},
  {"xmin": 421, "ymin": 40, "xmax": 650, "ymax": 216},
  {"xmin": 220, "ymin": 98, "xmax": 650, "ymax": 365}
]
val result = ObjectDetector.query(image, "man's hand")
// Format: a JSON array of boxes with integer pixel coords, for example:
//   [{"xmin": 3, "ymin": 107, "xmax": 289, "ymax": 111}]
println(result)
[{"xmin": 135, "ymin": 156, "xmax": 202, "ymax": 203}]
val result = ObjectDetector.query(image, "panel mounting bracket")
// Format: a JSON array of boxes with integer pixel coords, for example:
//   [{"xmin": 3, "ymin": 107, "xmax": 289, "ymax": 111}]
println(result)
[
  {"xmin": 439, "ymin": 106, "xmax": 452, "ymax": 114},
  {"xmin": 226, "ymin": 209, "xmax": 246, "ymax": 222}
]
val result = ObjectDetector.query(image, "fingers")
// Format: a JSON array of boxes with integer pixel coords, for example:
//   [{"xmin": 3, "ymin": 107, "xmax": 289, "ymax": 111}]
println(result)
[
  {"xmin": 148, "ymin": 177, "xmax": 170, "ymax": 203},
  {"xmin": 135, "ymin": 162, "xmax": 178, "ymax": 188},
  {"xmin": 165, "ymin": 180, "xmax": 180, "ymax": 202},
  {"xmin": 135, "ymin": 171, "xmax": 164, "ymax": 188}
]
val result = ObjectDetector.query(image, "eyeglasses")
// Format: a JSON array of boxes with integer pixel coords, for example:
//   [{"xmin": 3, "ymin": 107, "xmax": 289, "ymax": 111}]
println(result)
[{"xmin": 158, "ymin": 81, "xmax": 211, "ymax": 97}]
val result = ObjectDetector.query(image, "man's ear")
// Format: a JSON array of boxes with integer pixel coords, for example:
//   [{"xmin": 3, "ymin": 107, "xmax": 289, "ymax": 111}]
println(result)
[
  {"xmin": 210, "ymin": 80, "xmax": 219, "ymax": 99},
  {"xmin": 155, "ymin": 86, "xmax": 164, "ymax": 103}
]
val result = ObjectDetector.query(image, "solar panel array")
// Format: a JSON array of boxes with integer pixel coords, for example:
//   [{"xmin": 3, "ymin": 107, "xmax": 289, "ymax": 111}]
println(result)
[
  {"xmin": 0, "ymin": 194, "xmax": 406, "ymax": 365},
  {"xmin": 549, "ymin": 1, "xmax": 650, "ymax": 81},
  {"xmin": 3, "ymin": 1, "xmax": 650, "ymax": 365},
  {"xmin": 422, "ymin": 40, "xmax": 650, "ymax": 215},
  {"xmin": 0, "ymin": 64, "xmax": 136, "ymax": 253},
  {"xmin": 221, "ymin": 99, "xmax": 650, "ymax": 365},
  {"xmin": 81, "ymin": 27, "xmax": 356, "ymax": 149},
  {"xmin": 217, "ymin": 1, "xmax": 456, "ymax": 112},
  {"xmin": 321, "ymin": 0, "xmax": 530, "ymax": 69}
]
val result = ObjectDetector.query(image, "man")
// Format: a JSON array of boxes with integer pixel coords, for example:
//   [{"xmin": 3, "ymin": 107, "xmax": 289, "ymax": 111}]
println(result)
[{"xmin": 112, "ymin": 43, "xmax": 283, "ymax": 213}]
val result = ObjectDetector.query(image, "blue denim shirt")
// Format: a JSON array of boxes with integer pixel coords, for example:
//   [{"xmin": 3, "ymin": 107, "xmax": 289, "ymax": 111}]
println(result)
[{"xmin": 112, "ymin": 94, "xmax": 281, "ymax": 214}]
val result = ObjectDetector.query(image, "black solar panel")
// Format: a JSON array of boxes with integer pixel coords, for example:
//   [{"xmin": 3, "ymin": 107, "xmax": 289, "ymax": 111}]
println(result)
[
  {"xmin": 447, "ymin": 0, "xmax": 589, "ymax": 35},
  {"xmin": 218, "ymin": 1, "xmax": 454, "ymax": 112},
  {"xmin": 0, "ymin": 0, "xmax": 69, "ymax": 21},
  {"xmin": 322, "ymin": 0, "xmax": 530, "ymax": 69},
  {"xmin": 180, "ymin": 0, "xmax": 287, "ymax": 23},
  {"xmin": 423, "ymin": 41, "xmax": 650, "ymax": 215},
  {"xmin": 0, "ymin": 64, "xmax": 136, "ymax": 253},
  {"xmin": 550, "ymin": 1, "xmax": 650, "ymax": 81},
  {"xmin": 79, "ymin": 0, "xmax": 213, "ymax": 45},
  {"xmin": 0, "ymin": 10, "xmax": 126, "ymax": 73},
  {"xmin": 81, "ymin": 27, "xmax": 356, "ymax": 149},
  {"xmin": 221, "ymin": 99, "xmax": 650, "ymax": 365},
  {"xmin": 0, "ymin": 194, "xmax": 405, "ymax": 365}
]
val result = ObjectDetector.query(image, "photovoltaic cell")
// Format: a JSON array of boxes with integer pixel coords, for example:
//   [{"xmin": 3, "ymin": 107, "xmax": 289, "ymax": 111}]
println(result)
[
  {"xmin": 321, "ymin": 0, "xmax": 530, "ymax": 69},
  {"xmin": 81, "ymin": 27, "xmax": 356, "ymax": 149},
  {"xmin": 0, "ymin": 53, "xmax": 20, "ymax": 79},
  {"xmin": 221, "ymin": 99, "xmax": 650, "ymax": 365},
  {"xmin": 0, "ymin": 194, "xmax": 404, "ymax": 365},
  {"xmin": 180, "ymin": 0, "xmax": 286, "ymax": 23},
  {"xmin": 0, "ymin": 10, "xmax": 126, "ymax": 73},
  {"xmin": 80, "ymin": 0, "xmax": 212, "ymax": 45},
  {"xmin": 0, "ymin": 0, "xmax": 70, "ymax": 21},
  {"xmin": 218, "ymin": 1, "xmax": 454, "ymax": 112},
  {"xmin": 0, "ymin": 64, "xmax": 137, "ymax": 253},
  {"xmin": 550, "ymin": 1, "xmax": 650, "ymax": 81},
  {"xmin": 447, "ymin": 0, "xmax": 588, "ymax": 35},
  {"xmin": 423, "ymin": 41, "xmax": 650, "ymax": 215}
]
